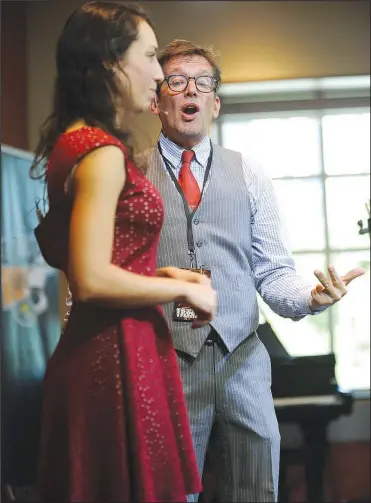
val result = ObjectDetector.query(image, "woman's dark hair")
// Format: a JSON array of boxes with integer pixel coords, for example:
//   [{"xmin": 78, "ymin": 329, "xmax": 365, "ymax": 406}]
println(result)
[{"xmin": 30, "ymin": 1, "xmax": 154, "ymax": 179}]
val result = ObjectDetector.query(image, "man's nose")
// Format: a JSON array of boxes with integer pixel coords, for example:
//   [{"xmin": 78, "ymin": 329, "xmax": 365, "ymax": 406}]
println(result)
[{"xmin": 184, "ymin": 78, "xmax": 198, "ymax": 96}]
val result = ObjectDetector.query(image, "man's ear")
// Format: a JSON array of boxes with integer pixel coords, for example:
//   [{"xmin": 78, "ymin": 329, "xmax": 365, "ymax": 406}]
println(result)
[
  {"xmin": 150, "ymin": 96, "xmax": 160, "ymax": 116},
  {"xmin": 212, "ymin": 95, "xmax": 221, "ymax": 120}
]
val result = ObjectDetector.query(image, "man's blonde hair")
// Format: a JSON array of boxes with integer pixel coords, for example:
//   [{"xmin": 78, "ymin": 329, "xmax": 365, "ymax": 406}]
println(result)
[{"xmin": 158, "ymin": 39, "xmax": 222, "ymax": 91}]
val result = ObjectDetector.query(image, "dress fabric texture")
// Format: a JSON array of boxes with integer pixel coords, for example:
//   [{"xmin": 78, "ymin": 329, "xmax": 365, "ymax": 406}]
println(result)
[{"xmin": 37, "ymin": 127, "xmax": 202, "ymax": 502}]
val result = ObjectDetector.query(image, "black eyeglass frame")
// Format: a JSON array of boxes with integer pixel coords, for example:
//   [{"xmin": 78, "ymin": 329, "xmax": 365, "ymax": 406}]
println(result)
[{"xmin": 159, "ymin": 74, "xmax": 219, "ymax": 94}]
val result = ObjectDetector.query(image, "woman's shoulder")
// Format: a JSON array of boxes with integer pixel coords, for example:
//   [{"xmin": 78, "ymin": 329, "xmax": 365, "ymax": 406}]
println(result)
[
  {"xmin": 47, "ymin": 126, "xmax": 130, "ymax": 196},
  {"xmin": 55, "ymin": 126, "xmax": 127, "ymax": 159}
]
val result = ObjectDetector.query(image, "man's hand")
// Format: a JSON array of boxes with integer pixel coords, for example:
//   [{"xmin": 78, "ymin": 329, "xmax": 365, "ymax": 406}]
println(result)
[{"xmin": 309, "ymin": 265, "xmax": 365, "ymax": 311}]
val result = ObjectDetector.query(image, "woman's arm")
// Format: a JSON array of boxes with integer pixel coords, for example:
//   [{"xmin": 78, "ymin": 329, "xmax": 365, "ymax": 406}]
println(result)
[{"xmin": 67, "ymin": 146, "xmax": 210, "ymax": 310}]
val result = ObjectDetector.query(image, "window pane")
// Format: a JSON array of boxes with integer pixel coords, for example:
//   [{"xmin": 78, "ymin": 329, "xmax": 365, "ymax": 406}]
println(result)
[
  {"xmin": 326, "ymin": 175, "xmax": 371, "ymax": 250},
  {"xmin": 221, "ymin": 116, "xmax": 322, "ymax": 178},
  {"xmin": 258, "ymin": 253, "xmax": 331, "ymax": 356},
  {"xmin": 330, "ymin": 251, "xmax": 370, "ymax": 390},
  {"xmin": 322, "ymin": 112, "xmax": 370, "ymax": 175},
  {"xmin": 272, "ymin": 179, "xmax": 326, "ymax": 251}
]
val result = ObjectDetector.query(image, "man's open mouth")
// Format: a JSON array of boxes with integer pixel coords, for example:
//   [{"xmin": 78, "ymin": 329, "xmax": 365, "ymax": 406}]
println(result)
[{"xmin": 181, "ymin": 104, "xmax": 200, "ymax": 116}]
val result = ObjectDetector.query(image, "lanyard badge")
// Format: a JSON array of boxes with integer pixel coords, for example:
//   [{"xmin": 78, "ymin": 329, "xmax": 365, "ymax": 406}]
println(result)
[
  {"xmin": 158, "ymin": 141, "xmax": 213, "ymax": 321},
  {"xmin": 173, "ymin": 267, "xmax": 212, "ymax": 321}
]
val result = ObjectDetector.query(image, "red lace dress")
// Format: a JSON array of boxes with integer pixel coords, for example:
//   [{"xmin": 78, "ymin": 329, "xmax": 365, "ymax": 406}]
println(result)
[{"xmin": 37, "ymin": 127, "xmax": 201, "ymax": 502}]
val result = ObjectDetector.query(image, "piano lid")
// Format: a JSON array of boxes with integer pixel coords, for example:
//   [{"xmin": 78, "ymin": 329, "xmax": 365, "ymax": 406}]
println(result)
[
  {"xmin": 257, "ymin": 322, "xmax": 338, "ymax": 398},
  {"xmin": 257, "ymin": 321, "xmax": 290, "ymax": 359}
]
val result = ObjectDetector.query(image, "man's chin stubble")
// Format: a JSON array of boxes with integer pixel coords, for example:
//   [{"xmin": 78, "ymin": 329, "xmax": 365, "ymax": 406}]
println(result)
[{"xmin": 175, "ymin": 125, "xmax": 203, "ymax": 137}]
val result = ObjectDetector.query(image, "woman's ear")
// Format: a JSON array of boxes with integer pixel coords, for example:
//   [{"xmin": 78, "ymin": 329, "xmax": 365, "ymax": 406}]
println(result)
[{"xmin": 103, "ymin": 59, "xmax": 116, "ymax": 72}]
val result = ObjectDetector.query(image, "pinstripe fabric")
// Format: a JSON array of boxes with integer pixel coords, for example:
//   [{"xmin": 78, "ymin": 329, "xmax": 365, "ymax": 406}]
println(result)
[
  {"xmin": 157, "ymin": 132, "xmax": 324, "ymax": 321},
  {"xmin": 159, "ymin": 132, "xmax": 211, "ymax": 188},
  {"xmin": 138, "ymin": 143, "xmax": 258, "ymax": 356},
  {"xmin": 135, "ymin": 137, "xmax": 318, "ymax": 502},
  {"xmin": 177, "ymin": 332, "xmax": 280, "ymax": 502}
]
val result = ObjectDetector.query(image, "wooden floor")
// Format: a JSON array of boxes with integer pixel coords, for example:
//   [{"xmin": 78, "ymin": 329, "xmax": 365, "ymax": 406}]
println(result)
[{"xmin": 2, "ymin": 442, "xmax": 370, "ymax": 502}]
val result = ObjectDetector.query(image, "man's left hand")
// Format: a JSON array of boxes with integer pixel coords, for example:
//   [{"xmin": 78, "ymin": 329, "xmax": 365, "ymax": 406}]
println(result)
[{"xmin": 309, "ymin": 265, "xmax": 365, "ymax": 311}]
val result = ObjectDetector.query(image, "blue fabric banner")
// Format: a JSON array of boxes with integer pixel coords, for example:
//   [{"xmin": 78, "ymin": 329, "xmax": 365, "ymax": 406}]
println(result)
[{"xmin": 1, "ymin": 148, "xmax": 61, "ymax": 485}]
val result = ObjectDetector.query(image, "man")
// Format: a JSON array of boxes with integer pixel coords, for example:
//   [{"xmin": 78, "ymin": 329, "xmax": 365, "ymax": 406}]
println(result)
[{"xmin": 136, "ymin": 39, "xmax": 364, "ymax": 502}]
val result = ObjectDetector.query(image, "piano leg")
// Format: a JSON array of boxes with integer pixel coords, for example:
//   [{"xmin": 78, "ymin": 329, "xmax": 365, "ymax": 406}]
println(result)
[
  {"xmin": 278, "ymin": 457, "xmax": 290, "ymax": 503},
  {"xmin": 300, "ymin": 419, "xmax": 329, "ymax": 503}
]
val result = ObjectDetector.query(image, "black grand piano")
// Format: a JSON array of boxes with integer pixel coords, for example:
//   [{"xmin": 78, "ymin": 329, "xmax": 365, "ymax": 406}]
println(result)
[{"xmin": 257, "ymin": 322, "xmax": 354, "ymax": 503}]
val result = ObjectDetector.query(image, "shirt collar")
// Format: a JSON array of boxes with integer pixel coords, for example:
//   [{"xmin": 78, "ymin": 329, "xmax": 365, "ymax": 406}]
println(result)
[{"xmin": 159, "ymin": 131, "xmax": 211, "ymax": 170}]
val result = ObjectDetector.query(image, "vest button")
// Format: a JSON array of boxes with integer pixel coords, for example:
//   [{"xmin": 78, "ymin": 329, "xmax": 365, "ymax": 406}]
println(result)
[
  {"xmin": 194, "ymin": 219, "xmax": 200, "ymax": 225},
  {"xmin": 196, "ymin": 241, "xmax": 203, "ymax": 247}
]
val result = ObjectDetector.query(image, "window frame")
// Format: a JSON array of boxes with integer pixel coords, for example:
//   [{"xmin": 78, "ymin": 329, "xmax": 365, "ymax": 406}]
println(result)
[{"xmin": 213, "ymin": 76, "xmax": 370, "ymax": 393}]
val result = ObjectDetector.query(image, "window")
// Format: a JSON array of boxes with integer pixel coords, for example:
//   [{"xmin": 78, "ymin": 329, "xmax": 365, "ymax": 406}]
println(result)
[{"xmin": 213, "ymin": 76, "xmax": 370, "ymax": 391}]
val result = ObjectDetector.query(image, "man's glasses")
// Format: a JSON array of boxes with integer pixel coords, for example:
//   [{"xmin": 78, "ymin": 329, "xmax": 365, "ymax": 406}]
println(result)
[{"xmin": 162, "ymin": 74, "xmax": 218, "ymax": 93}]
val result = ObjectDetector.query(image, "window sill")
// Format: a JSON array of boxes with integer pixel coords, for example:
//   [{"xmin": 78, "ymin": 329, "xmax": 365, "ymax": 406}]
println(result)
[{"xmin": 352, "ymin": 389, "xmax": 370, "ymax": 400}]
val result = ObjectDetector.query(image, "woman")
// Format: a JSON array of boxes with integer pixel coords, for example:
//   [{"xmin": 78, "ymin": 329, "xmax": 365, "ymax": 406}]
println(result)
[{"xmin": 30, "ymin": 2, "xmax": 216, "ymax": 501}]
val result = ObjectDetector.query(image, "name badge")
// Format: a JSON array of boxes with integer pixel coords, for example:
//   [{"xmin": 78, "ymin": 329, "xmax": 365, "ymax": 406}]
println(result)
[{"xmin": 173, "ymin": 268, "xmax": 211, "ymax": 322}]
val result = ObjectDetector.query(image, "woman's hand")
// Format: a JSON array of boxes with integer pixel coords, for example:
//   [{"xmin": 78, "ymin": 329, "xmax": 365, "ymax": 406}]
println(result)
[
  {"xmin": 179, "ymin": 282, "xmax": 217, "ymax": 327},
  {"xmin": 158, "ymin": 267, "xmax": 216, "ymax": 327},
  {"xmin": 157, "ymin": 266, "xmax": 210, "ymax": 286}
]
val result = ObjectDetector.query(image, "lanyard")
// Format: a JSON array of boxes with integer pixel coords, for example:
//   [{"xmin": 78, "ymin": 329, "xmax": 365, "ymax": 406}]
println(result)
[{"xmin": 157, "ymin": 140, "xmax": 213, "ymax": 268}]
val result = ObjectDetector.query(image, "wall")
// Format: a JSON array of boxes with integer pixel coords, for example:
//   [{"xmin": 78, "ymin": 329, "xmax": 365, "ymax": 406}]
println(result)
[
  {"xmin": 26, "ymin": 0, "xmax": 371, "ymax": 366},
  {"xmin": 3, "ymin": 1, "xmax": 369, "ymax": 499},
  {"xmin": 27, "ymin": 0, "xmax": 370, "ymax": 151},
  {"xmin": 1, "ymin": 1, "xmax": 28, "ymax": 149}
]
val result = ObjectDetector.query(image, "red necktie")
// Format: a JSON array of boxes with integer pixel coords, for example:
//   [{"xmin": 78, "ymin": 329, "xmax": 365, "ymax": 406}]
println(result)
[{"xmin": 178, "ymin": 150, "xmax": 200, "ymax": 210}]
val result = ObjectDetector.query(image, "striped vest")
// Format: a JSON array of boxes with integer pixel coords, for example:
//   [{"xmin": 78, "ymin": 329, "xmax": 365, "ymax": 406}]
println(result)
[{"xmin": 136, "ymin": 143, "xmax": 259, "ymax": 357}]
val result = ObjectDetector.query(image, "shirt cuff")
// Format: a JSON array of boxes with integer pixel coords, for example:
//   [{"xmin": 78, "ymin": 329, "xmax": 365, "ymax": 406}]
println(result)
[{"xmin": 292, "ymin": 293, "xmax": 328, "ymax": 320}]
